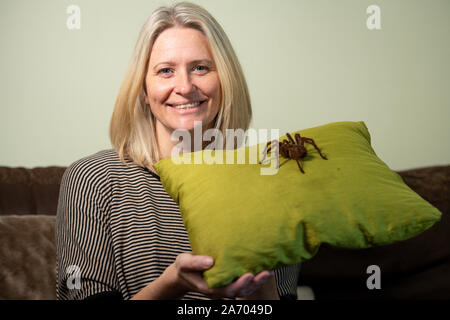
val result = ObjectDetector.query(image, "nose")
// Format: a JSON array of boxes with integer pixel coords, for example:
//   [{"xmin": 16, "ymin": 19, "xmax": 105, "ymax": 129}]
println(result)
[{"xmin": 173, "ymin": 69, "xmax": 195, "ymax": 95}]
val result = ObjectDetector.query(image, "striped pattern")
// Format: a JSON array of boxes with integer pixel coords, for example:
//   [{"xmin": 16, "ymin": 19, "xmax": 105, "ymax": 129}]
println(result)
[{"xmin": 56, "ymin": 149, "xmax": 300, "ymax": 300}]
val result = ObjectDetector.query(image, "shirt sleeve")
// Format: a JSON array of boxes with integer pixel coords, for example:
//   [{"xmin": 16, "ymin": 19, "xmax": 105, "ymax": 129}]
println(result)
[
  {"xmin": 55, "ymin": 158, "xmax": 121, "ymax": 300},
  {"xmin": 275, "ymin": 263, "xmax": 301, "ymax": 300}
]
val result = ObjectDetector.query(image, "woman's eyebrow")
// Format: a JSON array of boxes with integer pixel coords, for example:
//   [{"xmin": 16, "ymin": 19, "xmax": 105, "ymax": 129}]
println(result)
[
  {"xmin": 190, "ymin": 59, "xmax": 213, "ymax": 66},
  {"xmin": 152, "ymin": 59, "xmax": 213, "ymax": 70}
]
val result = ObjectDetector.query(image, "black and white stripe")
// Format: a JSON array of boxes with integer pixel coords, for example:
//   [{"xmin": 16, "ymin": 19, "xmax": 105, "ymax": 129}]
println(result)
[{"xmin": 56, "ymin": 149, "xmax": 299, "ymax": 300}]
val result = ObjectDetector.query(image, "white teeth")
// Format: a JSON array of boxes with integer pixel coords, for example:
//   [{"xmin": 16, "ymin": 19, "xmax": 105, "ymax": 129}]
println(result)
[{"xmin": 172, "ymin": 101, "xmax": 202, "ymax": 109}]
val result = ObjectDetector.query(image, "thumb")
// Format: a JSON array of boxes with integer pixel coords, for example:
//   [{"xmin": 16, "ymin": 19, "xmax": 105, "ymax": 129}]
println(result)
[{"xmin": 177, "ymin": 253, "xmax": 214, "ymax": 272}]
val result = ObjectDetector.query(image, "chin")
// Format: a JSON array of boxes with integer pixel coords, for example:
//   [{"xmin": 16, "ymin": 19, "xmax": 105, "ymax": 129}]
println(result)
[{"xmin": 173, "ymin": 119, "xmax": 213, "ymax": 132}]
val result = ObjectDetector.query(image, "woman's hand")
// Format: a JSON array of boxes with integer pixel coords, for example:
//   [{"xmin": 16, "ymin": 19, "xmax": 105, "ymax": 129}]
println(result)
[
  {"xmin": 132, "ymin": 252, "xmax": 277, "ymax": 300},
  {"xmin": 168, "ymin": 253, "xmax": 275, "ymax": 299}
]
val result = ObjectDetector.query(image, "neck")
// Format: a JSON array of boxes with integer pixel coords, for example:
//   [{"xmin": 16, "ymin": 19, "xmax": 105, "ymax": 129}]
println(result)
[
  {"xmin": 156, "ymin": 123, "xmax": 216, "ymax": 160},
  {"xmin": 156, "ymin": 129, "xmax": 180, "ymax": 160},
  {"xmin": 155, "ymin": 126, "xmax": 199, "ymax": 160}
]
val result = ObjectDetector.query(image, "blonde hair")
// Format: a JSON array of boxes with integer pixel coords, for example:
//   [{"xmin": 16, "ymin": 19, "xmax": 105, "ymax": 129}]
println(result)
[{"xmin": 110, "ymin": 2, "xmax": 252, "ymax": 168}]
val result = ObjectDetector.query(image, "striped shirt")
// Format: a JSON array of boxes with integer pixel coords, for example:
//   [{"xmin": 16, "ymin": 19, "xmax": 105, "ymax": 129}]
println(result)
[{"xmin": 56, "ymin": 149, "xmax": 300, "ymax": 300}]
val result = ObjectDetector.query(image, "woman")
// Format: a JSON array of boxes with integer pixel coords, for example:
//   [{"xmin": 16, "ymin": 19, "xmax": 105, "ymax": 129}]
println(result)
[{"xmin": 56, "ymin": 2, "xmax": 300, "ymax": 300}]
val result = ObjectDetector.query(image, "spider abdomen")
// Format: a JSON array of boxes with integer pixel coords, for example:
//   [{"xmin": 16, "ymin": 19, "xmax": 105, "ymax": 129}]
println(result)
[{"xmin": 288, "ymin": 146, "xmax": 307, "ymax": 160}]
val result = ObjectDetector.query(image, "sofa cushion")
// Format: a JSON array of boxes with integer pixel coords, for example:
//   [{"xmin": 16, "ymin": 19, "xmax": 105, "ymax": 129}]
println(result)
[
  {"xmin": 0, "ymin": 166, "xmax": 66, "ymax": 216},
  {"xmin": 0, "ymin": 215, "xmax": 56, "ymax": 299}
]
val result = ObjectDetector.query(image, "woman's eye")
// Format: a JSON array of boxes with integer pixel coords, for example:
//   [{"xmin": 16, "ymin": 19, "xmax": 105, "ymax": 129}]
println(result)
[
  {"xmin": 195, "ymin": 65, "xmax": 209, "ymax": 72},
  {"xmin": 159, "ymin": 68, "xmax": 172, "ymax": 75}
]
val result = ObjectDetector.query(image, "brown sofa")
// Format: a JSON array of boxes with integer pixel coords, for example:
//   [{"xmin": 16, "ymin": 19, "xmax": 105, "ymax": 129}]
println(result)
[{"xmin": 0, "ymin": 165, "xmax": 448, "ymax": 300}]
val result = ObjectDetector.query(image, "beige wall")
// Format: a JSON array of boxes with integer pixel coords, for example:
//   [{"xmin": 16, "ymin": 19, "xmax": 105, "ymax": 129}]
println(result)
[{"xmin": 1, "ymin": 0, "xmax": 449, "ymax": 170}]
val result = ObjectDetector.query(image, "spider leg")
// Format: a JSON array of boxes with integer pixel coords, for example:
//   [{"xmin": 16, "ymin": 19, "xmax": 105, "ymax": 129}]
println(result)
[
  {"xmin": 269, "ymin": 140, "xmax": 280, "ymax": 169},
  {"xmin": 286, "ymin": 133, "xmax": 296, "ymax": 144},
  {"xmin": 259, "ymin": 140, "xmax": 279, "ymax": 164},
  {"xmin": 294, "ymin": 133, "xmax": 304, "ymax": 146},
  {"xmin": 296, "ymin": 159, "xmax": 305, "ymax": 173},
  {"xmin": 275, "ymin": 149, "xmax": 280, "ymax": 169},
  {"xmin": 259, "ymin": 141, "xmax": 271, "ymax": 164},
  {"xmin": 303, "ymin": 138, "xmax": 328, "ymax": 160}
]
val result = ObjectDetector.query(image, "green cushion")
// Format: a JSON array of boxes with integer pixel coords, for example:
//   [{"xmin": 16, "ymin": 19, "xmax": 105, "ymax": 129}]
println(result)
[{"xmin": 153, "ymin": 121, "xmax": 441, "ymax": 288}]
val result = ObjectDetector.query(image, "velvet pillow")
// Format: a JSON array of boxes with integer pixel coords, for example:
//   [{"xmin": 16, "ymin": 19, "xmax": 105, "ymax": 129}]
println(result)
[{"xmin": 153, "ymin": 121, "xmax": 442, "ymax": 288}]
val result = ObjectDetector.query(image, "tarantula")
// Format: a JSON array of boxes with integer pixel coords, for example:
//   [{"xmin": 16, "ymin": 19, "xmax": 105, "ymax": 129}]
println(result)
[{"xmin": 260, "ymin": 133, "xmax": 327, "ymax": 173}]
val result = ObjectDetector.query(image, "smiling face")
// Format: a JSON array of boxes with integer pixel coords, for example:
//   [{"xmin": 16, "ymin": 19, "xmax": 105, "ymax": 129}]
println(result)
[{"xmin": 145, "ymin": 27, "xmax": 222, "ymax": 146}]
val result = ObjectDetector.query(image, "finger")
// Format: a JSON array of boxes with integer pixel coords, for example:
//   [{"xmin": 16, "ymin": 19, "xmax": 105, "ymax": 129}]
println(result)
[
  {"xmin": 236, "ymin": 271, "xmax": 275, "ymax": 298},
  {"xmin": 175, "ymin": 254, "xmax": 214, "ymax": 294},
  {"xmin": 176, "ymin": 269, "xmax": 208, "ymax": 292},
  {"xmin": 253, "ymin": 270, "xmax": 274, "ymax": 285},
  {"xmin": 193, "ymin": 276, "xmax": 211, "ymax": 293},
  {"xmin": 177, "ymin": 253, "xmax": 214, "ymax": 272},
  {"xmin": 207, "ymin": 273, "xmax": 254, "ymax": 299},
  {"xmin": 222, "ymin": 273, "xmax": 254, "ymax": 298}
]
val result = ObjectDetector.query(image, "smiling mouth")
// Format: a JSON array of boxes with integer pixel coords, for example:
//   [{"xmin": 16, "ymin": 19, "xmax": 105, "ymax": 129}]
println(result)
[{"xmin": 167, "ymin": 100, "xmax": 206, "ymax": 109}]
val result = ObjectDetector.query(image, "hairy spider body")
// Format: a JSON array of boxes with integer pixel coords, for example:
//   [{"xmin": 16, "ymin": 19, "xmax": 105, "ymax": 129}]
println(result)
[{"xmin": 260, "ymin": 133, "xmax": 327, "ymax": 173}]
